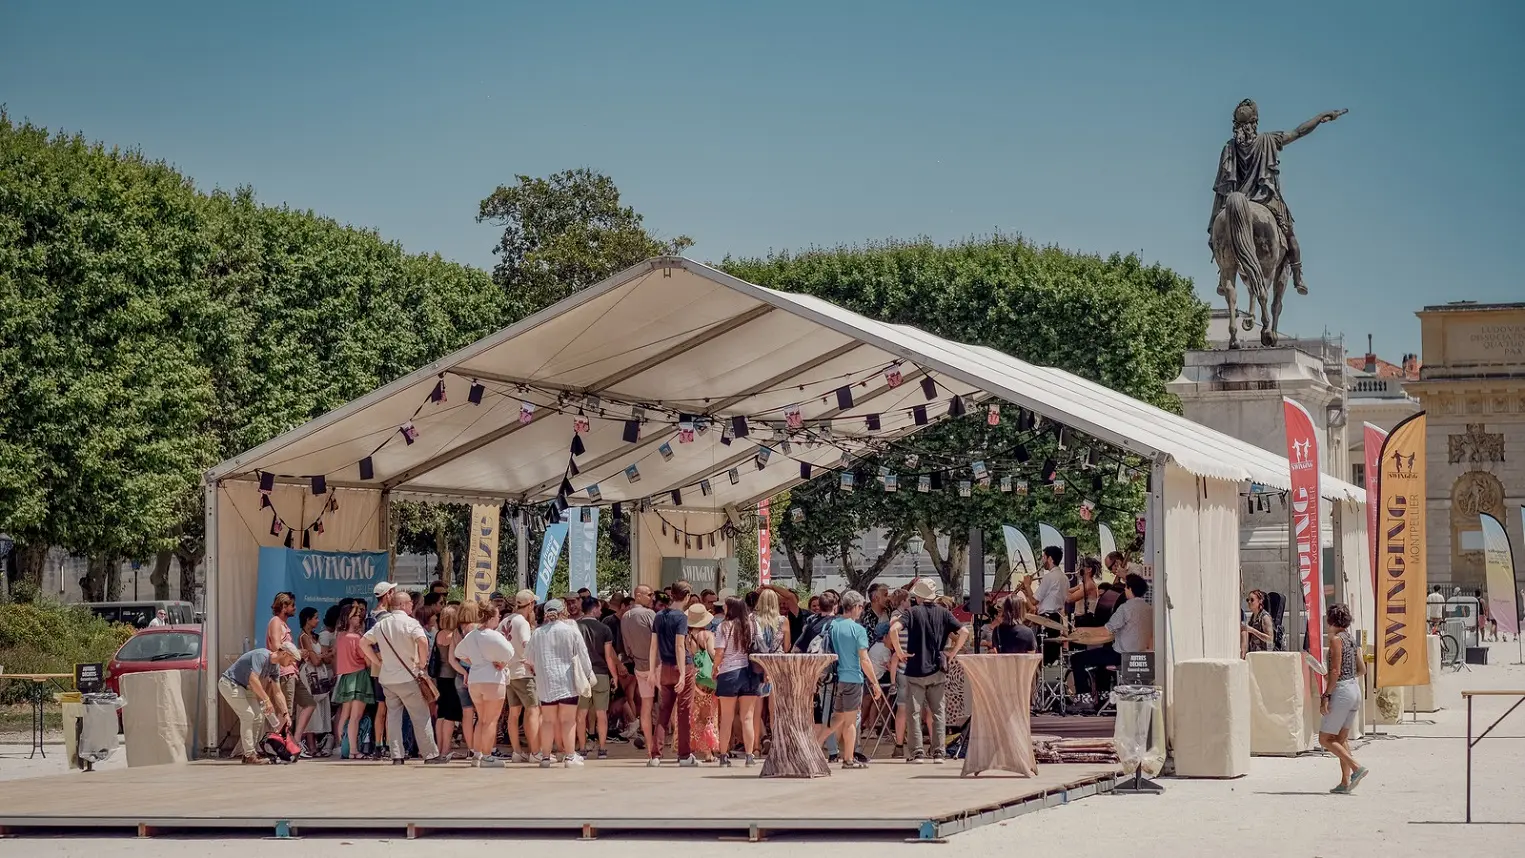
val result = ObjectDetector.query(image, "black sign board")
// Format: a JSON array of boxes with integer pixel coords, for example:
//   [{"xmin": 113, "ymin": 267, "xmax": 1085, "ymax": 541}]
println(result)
[
  {"xmin": 1119, "ymin": 652, "xmax": 1155, "ymax": 686},
  {"xmin": 75, "ymin": 662, "xmax": 104, "ymax": 694}
]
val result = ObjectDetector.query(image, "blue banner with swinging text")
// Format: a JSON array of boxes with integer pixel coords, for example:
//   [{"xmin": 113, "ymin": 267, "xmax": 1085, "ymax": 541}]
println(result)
[
  {"xmin": 535, "ymin": 522, "xmax": 569, "ymax": 603},
  {"xmin": 254, "ymin": 546, "xmax": 390, "ymax": 645}
]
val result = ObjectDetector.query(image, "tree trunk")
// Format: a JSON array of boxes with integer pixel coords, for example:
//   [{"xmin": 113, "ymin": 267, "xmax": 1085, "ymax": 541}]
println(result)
[
  {"xmin": 786, "ymin": 548, "xmax": 815, "ymax": 592},
  {"xmin": 175, "ymin": 545, "xmax": 204, "ymax": 604},
  {"xmin": 434, "ymin": 524, "xmax": 453, "ymax": 588},
  {"xmin": 105, "ymin": 556, "xmax": 123, "ymax": 601},
  {"xmin": 919, "ymin": 523, "xmax": 967, "ymax": 598},
  {"xmin": 844, "ymin": 529, "xmax": 907, "ymax": 593},
  {"xmin": 17, "ymin": 542, "xmax": 47, "ymax": 590},
  {"xmin": 150, "ymin": 550, "xmax": 173, "ymax": 600},
  {"xmin": 82, "ymin": 555, "xmax": 110, "ymax": 602}
]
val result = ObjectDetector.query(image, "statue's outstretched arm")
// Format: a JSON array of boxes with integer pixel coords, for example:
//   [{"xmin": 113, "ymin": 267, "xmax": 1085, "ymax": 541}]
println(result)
[{"xmin": 1282, "ymin": 109, "xmax": 1348, "ymax": 145}]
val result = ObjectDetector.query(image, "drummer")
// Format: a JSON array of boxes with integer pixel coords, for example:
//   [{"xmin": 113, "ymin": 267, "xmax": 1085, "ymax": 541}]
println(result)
[{"xmin": 1062, "ymin": 574, "xmax": 1152, "ymax": 710}]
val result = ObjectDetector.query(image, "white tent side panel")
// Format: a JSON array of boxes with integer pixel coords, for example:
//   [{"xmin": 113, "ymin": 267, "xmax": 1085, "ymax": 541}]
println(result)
[
  {"xmin": 1160, "ymin": 464, "xmax": 1242, "ymax": 739},
  {"xmin": 1340, "ymin": 498, "xmax": 1374, "ymax": 646},
  {"xmin": 212, "ymin": 482, "xmax": 384, "ymax": 668}
]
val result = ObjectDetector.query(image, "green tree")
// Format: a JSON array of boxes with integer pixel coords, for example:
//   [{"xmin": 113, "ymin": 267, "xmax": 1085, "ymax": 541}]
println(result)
[
  {"xmin": 723, "ymin": 235, "xmax": 1205, "ymax": 596},
  {"xmin": 477, "ymin": 168, "xmax": 692, "ymax": 314},
  {"xmin": 0, "ymin": 114, "xmax": 220, "ymax": 598}
]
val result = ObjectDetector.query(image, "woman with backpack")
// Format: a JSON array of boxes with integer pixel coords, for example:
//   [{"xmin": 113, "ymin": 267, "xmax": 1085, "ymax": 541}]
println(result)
[
  {"xmin": 713, "ymin": 596, "xmax": 763, "ymax": 767},
  {"xmin": 685, "ymin": 602, "xmax": 721, "ymax": 764}
]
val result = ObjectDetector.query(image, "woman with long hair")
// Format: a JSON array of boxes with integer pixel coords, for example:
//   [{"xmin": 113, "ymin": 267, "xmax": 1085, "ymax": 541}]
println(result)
[
  {"xmin": 1067, "ymin": 557, "xmax": 1101, "ymax": 620},
  {"xmin": 993, "ymin": 595, "xmax": 1038, "ymax": 654},
  {"xmin": 1319, "ymin": 603, "xmax": 1368, "ymax": 793},
  {"xmin": 453, "ymin": 601, "xmax": 513, "ymax": 767},
  {"xmin": 525, "ymin": 599, "xmax": 594, "ymax": 767},
  {"xmin": 1242, "ymin": 590, "xmax": 1274, "ymax": 657},
  {"xmin": 295, "ymin": 607, "xmax": 332, "ymax": 757},
  {"xmin": 332, "ymin": 602, "xmax": 374, "ymax": 759},
  {"xmin": 713, "ymin": 596, "xmax": 762, "ymax": 767},
  {"xmin": 685, "ymin": 603, "xmax": 721, "ymax": 764},
  {"xmin": 433, "ymin": 604, "xmax": 464, "ymax": 760}
]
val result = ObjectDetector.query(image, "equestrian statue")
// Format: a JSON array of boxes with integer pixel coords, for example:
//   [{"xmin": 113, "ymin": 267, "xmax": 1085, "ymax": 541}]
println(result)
[{"xmin": 1209, "ymin": 99, "xmax": 1345, "ymax": 348}]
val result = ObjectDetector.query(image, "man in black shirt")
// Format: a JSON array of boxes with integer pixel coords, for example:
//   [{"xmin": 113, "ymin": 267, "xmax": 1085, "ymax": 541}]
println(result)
[{"xmin": 889, "ymin": 578, "xmax": 969, "ymax": 763}]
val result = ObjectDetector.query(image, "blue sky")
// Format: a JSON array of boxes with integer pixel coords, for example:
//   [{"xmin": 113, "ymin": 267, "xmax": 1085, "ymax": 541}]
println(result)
[{"xmin": 4, "ymin": 0, "xmax": 1521, "ymax": 360}]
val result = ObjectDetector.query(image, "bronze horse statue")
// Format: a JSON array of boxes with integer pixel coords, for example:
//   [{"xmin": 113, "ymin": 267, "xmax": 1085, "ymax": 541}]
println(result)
[{"xmin": 1211, "ymin": 191, "xmax": 1287, "ymax": 349}]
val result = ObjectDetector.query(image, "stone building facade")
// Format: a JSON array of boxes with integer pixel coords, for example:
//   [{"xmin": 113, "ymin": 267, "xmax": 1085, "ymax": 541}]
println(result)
[{"xmin": 1406, "ymin": 302, "xmax": 1525, "ymax": 592}]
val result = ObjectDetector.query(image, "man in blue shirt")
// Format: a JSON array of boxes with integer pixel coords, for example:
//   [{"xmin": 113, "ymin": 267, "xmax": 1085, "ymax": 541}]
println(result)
[
  {"xmin": 218, "ymin": 642, "xmax": 300, "ymax": 764},
  {"xmin": 816, "ymin": 590, "xmax": 883, "ymax": 769}
]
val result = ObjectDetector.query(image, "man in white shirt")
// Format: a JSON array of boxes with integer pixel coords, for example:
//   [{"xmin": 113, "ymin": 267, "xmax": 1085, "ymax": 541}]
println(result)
[
  {"xmin": 147, "ymin": 609, "xmax": 168, "ymax": 627},
  {"xmin": 362, "ymin": 591, "xmax": 446, "ymax": 765},
  {"xmin": 1426, "ymin": 586, "xmax": 1445, "ymax": 625},
  {"xmin": 1066, "ymin": 574, "xmax": 1153, "ymax": 710},
  {"xmin": 497, "ymin": 589, "xmax": 542, "ymax": 762},
  {"xmin": 1035, "ymin": 545, "xmax": 1069, "ymax": 663}
]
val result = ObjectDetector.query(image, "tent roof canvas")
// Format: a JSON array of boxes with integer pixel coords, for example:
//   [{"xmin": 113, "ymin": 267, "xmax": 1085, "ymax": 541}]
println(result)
[{"xmin": 209, "ymin": 257, "xmax": 1364, "ymax": 508}]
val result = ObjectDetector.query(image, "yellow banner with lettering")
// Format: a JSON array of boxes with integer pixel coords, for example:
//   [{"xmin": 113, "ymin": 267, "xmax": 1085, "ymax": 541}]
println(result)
[
  {"xmin": 468, "ymin": 504, "xmax": 501, "ymax": 603},
  {"xmin": 1375, "ymin": 412, "xmax": 1429, "ymax": 688}
]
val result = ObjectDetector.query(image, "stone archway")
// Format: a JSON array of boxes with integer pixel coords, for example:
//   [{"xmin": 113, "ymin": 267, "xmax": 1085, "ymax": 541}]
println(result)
[{"xmin": 1450, "ymin": 470, "xmax": 1506, "ymax": 589}]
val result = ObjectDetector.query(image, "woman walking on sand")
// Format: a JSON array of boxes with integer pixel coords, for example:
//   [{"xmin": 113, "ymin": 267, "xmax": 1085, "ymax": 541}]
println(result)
[{"xmin": 1319, "ymin": 603, "xmax": 1368, "ymax": 794}]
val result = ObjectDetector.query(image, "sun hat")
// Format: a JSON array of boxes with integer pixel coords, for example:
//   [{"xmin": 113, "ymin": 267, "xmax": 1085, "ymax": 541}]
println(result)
[
  {"xmin": 686, "ymin": 603, "xmax": 712, "ymax": 629},
  {"xmin": 717, "ymin": 587, "xmax": 737, "ymax": 601},
  {"xmin": 372, "ymin": 581, "xmax": 396, "ymax": 599},
  {"xmin": 514, "ymin": 588, "xmax": 537, "ymax": 607},
  {"xmin": 909, "ymin": 577, "xmax": 939, "ymax": 602}
]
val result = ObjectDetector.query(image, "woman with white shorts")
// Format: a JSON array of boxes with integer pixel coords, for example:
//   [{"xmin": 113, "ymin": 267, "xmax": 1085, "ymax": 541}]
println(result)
[
  {"xmin": 1319, "ymin": 603, "xmax": 1368, "ymax": 794},
  {"xmin": 452, "ymin": 600, "xmax": 513, "ymax": 767}
]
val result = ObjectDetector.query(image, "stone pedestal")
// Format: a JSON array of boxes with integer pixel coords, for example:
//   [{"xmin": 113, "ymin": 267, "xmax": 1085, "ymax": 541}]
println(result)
[{"xmin": 1169, "ymin": 346, "xmax": 1349, "ymax": 602}]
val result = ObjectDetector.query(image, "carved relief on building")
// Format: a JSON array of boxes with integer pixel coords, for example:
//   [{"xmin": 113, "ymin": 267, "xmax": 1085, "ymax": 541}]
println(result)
[
  {"xmin": 1449, "ymin": 470, "xmax": 1507, "ymax": 588},
  {"xmin": 1447, "ymin": 423, "xmax": 1505, "ymax": 466},
  {"xmin": 1450, "ymin": 470, "xmax": 1505, "ymax": 518}
]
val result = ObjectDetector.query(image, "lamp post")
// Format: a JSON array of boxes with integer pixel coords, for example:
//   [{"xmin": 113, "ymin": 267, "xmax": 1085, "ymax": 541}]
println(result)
[{"xmin": 907, "ymin": 533, "xmax": 925, "ymax": 581}]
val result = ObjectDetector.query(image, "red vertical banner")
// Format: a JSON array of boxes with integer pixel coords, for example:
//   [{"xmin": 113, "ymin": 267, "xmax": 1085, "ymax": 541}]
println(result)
[
  {"xmin": 1363, "ymin": 423, "xmax": 1387, "ymax": 592},
  {"xmin": 1282, "ymin": 398, "xmax": 1324, "ymax": 678},
  {"xmin": 757, "ymin": 498, "xmax": 771, "ymax": 586}
]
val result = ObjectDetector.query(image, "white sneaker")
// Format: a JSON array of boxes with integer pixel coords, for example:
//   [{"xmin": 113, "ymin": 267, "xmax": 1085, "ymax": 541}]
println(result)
[
  {"xmin": 538, "ymin": 756, "xmax": 552, "ymax": 769},
  {"xmin": 512, "ymin": 752, "xmax": 531, "ymax": 764},
  {"xmin": 564, "ymin": 753, "xmax": 585, "ymax": 768},
  {"xmin": 478, "ymin": 756, "xmax": 505, "ymax": 768},
  {"xmin": 678, "ymin": 754, "xmax": 698, "ymax": 768},
  {"xmin": 646, "ymin": 756, "xmax": 661, "ymax": 767}
]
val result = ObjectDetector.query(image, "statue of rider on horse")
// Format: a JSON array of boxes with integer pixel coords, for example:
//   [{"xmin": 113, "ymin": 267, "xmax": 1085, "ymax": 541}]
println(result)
[{"xmin": 1209, "ymin": 99, "xmax": 1345, "ymax": 348}]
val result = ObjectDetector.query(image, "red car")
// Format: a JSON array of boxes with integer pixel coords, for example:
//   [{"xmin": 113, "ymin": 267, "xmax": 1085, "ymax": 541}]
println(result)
[{"xmin": 105, "ymin": 625, "xmax": 205, "ymax": 695}]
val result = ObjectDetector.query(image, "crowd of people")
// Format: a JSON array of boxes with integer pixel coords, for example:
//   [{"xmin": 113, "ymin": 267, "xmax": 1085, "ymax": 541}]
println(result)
[{"xmin": 218, "ymin": 545, "xmax": 1153, "ymax": 768}]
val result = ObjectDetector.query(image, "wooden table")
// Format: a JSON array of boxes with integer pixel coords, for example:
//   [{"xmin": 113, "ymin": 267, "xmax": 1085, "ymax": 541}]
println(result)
[
  {"xmin": 958, "ymin": 654, "xmax": 1041, "ymax": 777},
  {"xmin": 0, "ymin": 673, "xmax": 75, "ymax": 758},
  {"xmin": 751, "ymin": 653, "xmax": 836, "ymax": 778},
  {"xmin": 1461, "ymin": 689, "xmax": 1525, "ymax": 823}
]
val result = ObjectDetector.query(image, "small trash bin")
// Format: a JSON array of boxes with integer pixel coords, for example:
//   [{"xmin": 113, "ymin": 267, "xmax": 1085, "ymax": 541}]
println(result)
[
  {"xmin": 76, "ymin": 692, "xmax": 124, "ymax": 771},
  {"xmin": 1112, "ymin": 685, "xmax": 1165, "ymax": 793}
]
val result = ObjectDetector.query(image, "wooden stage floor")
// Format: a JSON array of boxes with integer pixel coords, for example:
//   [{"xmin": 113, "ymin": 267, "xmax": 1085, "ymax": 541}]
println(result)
[{"xmin": 0, "ymin": 757, "xmax": 1118, "ymax": 840}]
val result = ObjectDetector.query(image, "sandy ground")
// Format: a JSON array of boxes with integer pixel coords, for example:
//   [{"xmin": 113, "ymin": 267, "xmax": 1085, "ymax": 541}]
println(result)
[{"xmin": 2, "ymin": 641, "xmax": 1522, "ymax": 857}]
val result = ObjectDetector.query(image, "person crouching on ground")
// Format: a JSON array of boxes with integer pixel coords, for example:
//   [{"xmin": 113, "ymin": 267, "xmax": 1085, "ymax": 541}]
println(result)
[
  {"xmin": 218, "ymin": 641, "xmax": 300, "ymax": 764},
  {"xmin": 1319, "ymin": 603, "xmax": 1368, "ymax": 794}
]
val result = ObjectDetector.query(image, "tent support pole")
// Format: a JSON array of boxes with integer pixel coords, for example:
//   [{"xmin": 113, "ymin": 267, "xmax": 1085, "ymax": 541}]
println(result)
[
  {"xmin": 203, "ymin": 479, "xmax": 220, "ymax": 758},
  {"xmin": 1147, "ymin": 459, "xmax": 1167, "ymax": 765},
  {"xmin": 516, "ymin": 507, "xmax": 529, "ymax": 591}
]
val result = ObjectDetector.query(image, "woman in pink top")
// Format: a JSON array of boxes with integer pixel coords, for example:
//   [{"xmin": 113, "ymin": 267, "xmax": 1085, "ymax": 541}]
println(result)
[
  {"xmin": 332, "ymin": 603, "xmax": 375, "ymax": 759},
  {"xmin": 266, "ymin": 594, "xmax": 301, "ymax": 721}
]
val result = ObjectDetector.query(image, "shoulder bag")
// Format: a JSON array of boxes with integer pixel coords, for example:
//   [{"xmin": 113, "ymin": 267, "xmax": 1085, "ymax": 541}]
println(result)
[{"xmin": 378, "ymin": 620, "xmax": 440, "ymax": 705}]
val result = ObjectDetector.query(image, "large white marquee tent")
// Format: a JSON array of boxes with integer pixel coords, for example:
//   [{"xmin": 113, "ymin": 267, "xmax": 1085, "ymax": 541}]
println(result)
[{"xmin": 203, "ymin": 256, "xmax": 1369, "ymax": 750}]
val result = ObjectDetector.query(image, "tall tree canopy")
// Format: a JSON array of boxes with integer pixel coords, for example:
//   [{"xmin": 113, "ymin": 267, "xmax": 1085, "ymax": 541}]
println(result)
[
  {"xmin": 477, "ymin": 168, "xmax": 692, "ymax": 313},
  {"xmin": 722, "ymin": 236, "xmax": 1207, "ymax": 594},
  {"xmin": 0, "ymin": 113, "xmax": 504, "ymax": 598}
]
